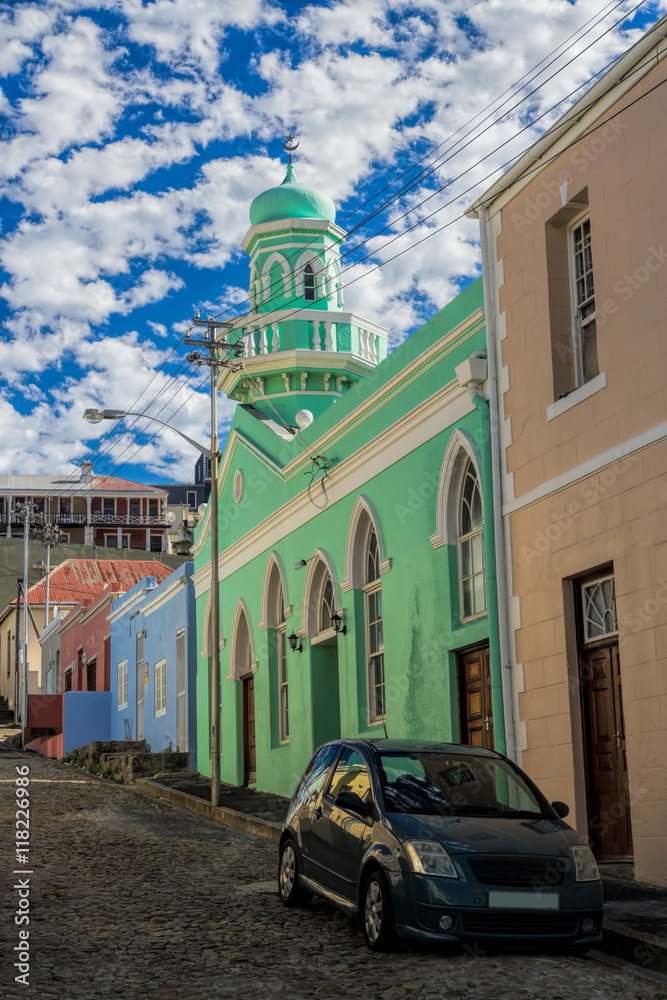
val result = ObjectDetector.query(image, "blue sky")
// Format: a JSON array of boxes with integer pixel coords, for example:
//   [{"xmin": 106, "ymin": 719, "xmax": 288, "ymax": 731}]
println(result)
[{"xmin": 1, "ymin": 0, "xmax": 664, "ymax": 484}]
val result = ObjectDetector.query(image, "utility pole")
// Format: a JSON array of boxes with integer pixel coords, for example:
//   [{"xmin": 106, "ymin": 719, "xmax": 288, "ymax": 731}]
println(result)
[
  {"xmin": 16, "ymin": 502, "xmax": 35, "ymax": 728},
  {"xmin": 185, "ymin": 315, "xmax": 244, "ymax": 808},
  {"xmin": 14, "ymin": 577, "xmax": 21, "ymax": 725},
  {"xmin": 38, "ymin": 522, "xmax": 63, "ymax": 628}
]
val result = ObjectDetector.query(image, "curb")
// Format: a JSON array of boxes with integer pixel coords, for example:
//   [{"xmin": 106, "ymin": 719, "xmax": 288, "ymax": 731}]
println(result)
[
  {"xmin": 134, "ymin": 777, "xmax": 283, "ymax": 843},
  {"xmin": 601, "ymin": 920, "xmax": 667, "ymax": 977}
]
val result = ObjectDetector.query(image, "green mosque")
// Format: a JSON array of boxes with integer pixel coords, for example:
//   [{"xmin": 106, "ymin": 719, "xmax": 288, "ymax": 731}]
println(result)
[{"xmin": 191, "ymin": 157, "xmax": 502, "ymax": 797}]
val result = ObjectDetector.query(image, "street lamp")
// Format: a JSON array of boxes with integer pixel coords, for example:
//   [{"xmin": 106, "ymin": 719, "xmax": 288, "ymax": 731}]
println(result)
[{"xmin": 83, "ymin": 405, "xmax": 223, "ymax": 809}]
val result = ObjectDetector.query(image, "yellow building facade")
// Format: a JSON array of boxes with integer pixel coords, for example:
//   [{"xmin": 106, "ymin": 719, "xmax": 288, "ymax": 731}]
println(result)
[{"xmin": 472, "ymin": 18, "xmax": 667, "ymax": 885}]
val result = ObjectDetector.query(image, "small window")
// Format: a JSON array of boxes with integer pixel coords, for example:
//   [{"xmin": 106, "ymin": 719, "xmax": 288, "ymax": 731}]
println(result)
[
  {"xmin": 130, "ymin": 498, "xmax": 140, "ymax": 516},
  {"xmin": 319, "ymin": 574, "xmax": 335, "ymax": 633},
  {"xmin": 59, "ymin": 498, "xmax": 71, "ymax": 515},
  {"xmin": 303, "ymin": 263, "xmax": 316, "ymax": 302},
  {"xmin": 86, "ymin": 658, "xmax": 97, "ymax": 692},
  {"xmin": 149, "ymin": 499, "xmax": 159, "ymax": 517},
  {"xmin": 103, "ymin": 498, "xmax": 115, "ymax": 516},
  {"xmin": 154, "ymin": 659, "xmax": 167, "ymax": 716},
  {"xmin": 65, "ymin": 669, "xmax": 73, "ymax": 693},
  {"xmin": 569, "ymin": 216, "xmax": 598, "ymax": 387},
  {"xmin": 117, "ymin": 660, "xmax": 128, "ymax": 709},
  {"xmin": 582, "ymin": 575, "xmax": 617, "ymax": 642},
  {"xmin": 459, "ymin": 461, "xmax": 486, "ymax": 620},
  {"xmin": 186, "ymin": 491, "xmax": 197, "ymax": 510},
  {"xmin": 150, "ymin": 534, "xmax": 163, "ymax": 553},
  {"xmin": 363, "ymin": 525, "xmax": 385, "ymax": 723}
]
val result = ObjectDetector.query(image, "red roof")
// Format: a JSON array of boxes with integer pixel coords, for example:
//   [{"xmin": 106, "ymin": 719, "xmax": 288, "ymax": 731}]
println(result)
[
  {"xmin": 89, "ymin": 475, "xmax": 166, "ymax": 493},
  {"xmin": 19, "ymin": 559, "xmax": 175, "ymax": 606}
]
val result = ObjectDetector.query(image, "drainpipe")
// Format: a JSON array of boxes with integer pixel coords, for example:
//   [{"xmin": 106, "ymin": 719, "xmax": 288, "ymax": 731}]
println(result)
[
  {"xmin": 455, "ymin": 354, "xmax": 505, "ymax": 755},
  {"xmin": 478, "ymin": 206, "xmax": 517, "ymax": 761}
]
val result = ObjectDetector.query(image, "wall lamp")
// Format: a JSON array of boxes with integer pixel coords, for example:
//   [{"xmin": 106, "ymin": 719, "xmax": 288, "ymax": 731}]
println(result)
[
  {"xmin": 330, "ymin": 612, "xmax": 346, "ymax": 635},
  {"xmin": 294, "ymin": 556, "xmax": 316, "ymax": 570},
  {"xmin": 288, "ymin": 631, "xmax": 303, "ymax": 653}
]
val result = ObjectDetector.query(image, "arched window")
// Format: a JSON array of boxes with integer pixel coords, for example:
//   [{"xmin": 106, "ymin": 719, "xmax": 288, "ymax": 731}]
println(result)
[
  {"xmin": 267, "ymin": 563, "xmax": 289, "ymax": 742},
  {"xmin": 458, "ymin": 460, "xmax": 486, "ymax": 618},
  {"xmin": 303, "ymin": 263, "xmax": 316, "ymax": 301},
  {"xmin": 231, "ymin": 603, "xmax": 253, "ymax": 680},
  {"xmin": 364, "ymin": 525, "xmax": 385, "ymax": 722},
  {"xmin": 319, "ymin": 572, "xmax": 335, "ymax": 632}
]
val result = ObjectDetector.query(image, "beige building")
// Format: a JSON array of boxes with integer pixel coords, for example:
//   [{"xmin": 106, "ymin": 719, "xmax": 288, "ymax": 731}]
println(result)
[{"xmin": 471, "ymin": 18, "xmax": 667, "ymax": 884}]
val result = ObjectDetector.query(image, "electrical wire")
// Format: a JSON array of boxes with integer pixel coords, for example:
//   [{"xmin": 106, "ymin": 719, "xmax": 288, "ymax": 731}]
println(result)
[{"xmin": 203, "ymin": 0, "xmax": 650, "ymax": 325}]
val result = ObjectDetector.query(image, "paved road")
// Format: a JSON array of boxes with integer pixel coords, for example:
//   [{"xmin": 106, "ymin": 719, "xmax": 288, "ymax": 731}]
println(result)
[{"xmin": 0, "ymin": 747, "xmax": 660, "ymax": 1000}]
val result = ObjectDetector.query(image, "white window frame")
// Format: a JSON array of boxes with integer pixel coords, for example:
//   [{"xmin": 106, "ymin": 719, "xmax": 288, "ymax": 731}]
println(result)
[
  {"xmin": 458, "ymin": 460, "xmax": 486, "ymax": 622},
  {"xmin": 186, "ymin": 491, "xmax": 197, "ymax": 510},
  {"xmin": 117, "ymin": 659, "xmax": 128, "ymax": 710},
  {"xmin": 104, "ymin": 532, "xmax": 129, "ymax": 548},
  {"xmin": 581, "ymin": 574, "xmax": 617, "ymax": 643},
  {"xmin": 154, "ymin": 658, "xmax": 167, "ymax": 717},
  {"xmin": 277, "ymin": 624, "xmax": 289, "ymax": 742},
  {"xmin": 568, "ymin": 213, "xmax": 596, "ymax": 389},
  {"xmin": 364, "ymin": 526, "xmax": 385, "ymax": 725}
]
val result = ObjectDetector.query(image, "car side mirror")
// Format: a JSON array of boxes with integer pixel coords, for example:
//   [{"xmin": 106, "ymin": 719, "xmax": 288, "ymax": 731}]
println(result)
[
  {"xmin": 335, "ymin": 789, "xmax": 369, "ymax": 818},
  {"xmin": 551, "ymin": 800, "xmax": 569, "ymax": 819}
]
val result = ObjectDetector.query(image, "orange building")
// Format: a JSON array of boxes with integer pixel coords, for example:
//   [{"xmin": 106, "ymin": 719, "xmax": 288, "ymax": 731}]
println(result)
[{"xmin": 470, "ymin": 17, "xmax": 667, "ymax": 884}]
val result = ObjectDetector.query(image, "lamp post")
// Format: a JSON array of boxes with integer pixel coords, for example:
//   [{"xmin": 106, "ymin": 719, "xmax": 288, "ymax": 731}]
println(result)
[
  {"xmin": 84, "ymin": 316, "xmax": 244, "ymax": 808},
  {"xmin": 84, "ymin": 405, "xmax": 222, "ymax": 806}
]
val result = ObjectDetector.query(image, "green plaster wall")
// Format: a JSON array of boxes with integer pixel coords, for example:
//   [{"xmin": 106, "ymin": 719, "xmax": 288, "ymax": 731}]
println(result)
[{"xmin": 194, "ymin": 277, "xmax": 494, "ymax": 799}]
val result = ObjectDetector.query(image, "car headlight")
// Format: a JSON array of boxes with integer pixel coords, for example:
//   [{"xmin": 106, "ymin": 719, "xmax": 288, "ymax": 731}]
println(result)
[
  {"xmin": 404, "ymin": 840, "xmax": 458, "ymax": 879},
  {"xmin": 570, "ymin": 845, "xmax": 600, "ymax": 882}
]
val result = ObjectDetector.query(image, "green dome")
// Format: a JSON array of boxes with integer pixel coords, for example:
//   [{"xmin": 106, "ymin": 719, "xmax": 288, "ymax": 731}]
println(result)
[{"xmin": 249, "ymin": 164, "xmax": 336, "ymax": 226}]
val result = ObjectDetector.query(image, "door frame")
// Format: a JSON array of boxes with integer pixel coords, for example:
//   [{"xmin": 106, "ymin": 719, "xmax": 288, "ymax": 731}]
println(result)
[
  {"xmin": 456, "ymin": 641, "xmax": 493, "ymax": 749},
  {"xmin": 575, "ymin": 572, "xmax": 633, "ymax": 862},
  {"xmin": 241, "ymin": 673, "xmax": 256, "ymax": 786}
]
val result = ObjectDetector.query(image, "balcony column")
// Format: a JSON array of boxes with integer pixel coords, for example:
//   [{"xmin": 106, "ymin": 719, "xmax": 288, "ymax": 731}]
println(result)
[
  {"xmin": 6, "ymin": 495, "xmax": 12, "ymax": 537},
  {"xmin": 126, "ymin": 496, "xmax": 131, "ymax": 525},
  {"xmin": 145, "ymin": 528, "xmax": 151, "ymax": 552},
  {"xmin": 117, "ymin": 526, "xmax": 123, "ymax": 548}
]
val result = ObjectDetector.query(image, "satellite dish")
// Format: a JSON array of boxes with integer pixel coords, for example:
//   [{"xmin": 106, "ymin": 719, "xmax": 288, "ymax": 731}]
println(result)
[
  {"xmin": 295, "ymin": 409, "xmax": 314, "ymax": 430},
  {"xmin": 197, "ymin": 503, "xmax": 208, "ymax": 516},
  {"xmin": 166, "ymin": 511, "xmax": 177, "ymax": 524}
]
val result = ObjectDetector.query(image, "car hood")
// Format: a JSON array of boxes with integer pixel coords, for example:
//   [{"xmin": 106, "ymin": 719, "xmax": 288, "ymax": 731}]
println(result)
[{"xmin": 385, "ymin": 812, "xmax": 581, "ymax": 857}]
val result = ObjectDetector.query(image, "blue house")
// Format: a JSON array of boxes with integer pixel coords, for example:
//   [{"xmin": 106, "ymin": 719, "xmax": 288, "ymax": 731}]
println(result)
[{"xmin": 108, "ymin": 563, "xmax": 197, "ymax": 767}]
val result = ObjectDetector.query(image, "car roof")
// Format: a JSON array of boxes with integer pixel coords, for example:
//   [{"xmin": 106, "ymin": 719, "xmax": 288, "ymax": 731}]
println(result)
[{"xmin": 333, "ymin": 737, "xmax": 504, "ymax": 758}]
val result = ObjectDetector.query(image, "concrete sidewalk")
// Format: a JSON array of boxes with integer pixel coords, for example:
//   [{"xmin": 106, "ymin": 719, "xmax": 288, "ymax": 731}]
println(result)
[{"xmin": 132, "ymin": 772, "xmax": 667, "ymax": 976}]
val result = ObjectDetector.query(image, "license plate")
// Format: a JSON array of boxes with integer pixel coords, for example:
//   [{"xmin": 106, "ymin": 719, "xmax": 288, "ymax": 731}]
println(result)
[{"xmin": 488, "ymin": 891, "xmax": 559, "ymax": 910}]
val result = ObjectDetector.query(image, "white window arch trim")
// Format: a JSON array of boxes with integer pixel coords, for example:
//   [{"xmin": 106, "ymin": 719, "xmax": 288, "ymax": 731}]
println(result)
[
  {"xmin": 458, "ymin": 458, "xmax": 486, "ymax": 621},
  {"xmin": 429, "ymin": 428, "xmax": 483, "ymax": 550},
  {"xmin": 228, "ymin": 598, "xmax": 259, "ymax": 682},
  {"xmin": 342, "ymin": 495, "xmax": 391, "ymax": 592},
  {"xmin": 300, "ymin": 547, "xmax": 342, "ymax": 640},
  {"xmin": 260, "ymin": 251, "xmax": 291, "ymax": 301},
  {"xmin": 258, "ymin": 550, "xmax": 291, "ymax": 630}
]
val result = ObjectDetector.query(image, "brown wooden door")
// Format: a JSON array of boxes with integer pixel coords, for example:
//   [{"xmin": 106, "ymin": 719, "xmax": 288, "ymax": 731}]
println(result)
[
  {"xmin": 242, "ymin": 676, "xmax": 256, "ymax": 786},
  {"xmin": 582, "ymin": 642, "xmax": 632, "ymax": 861},
  {"xmin": 458, "ymin": 644, "xmax": 493, "ymax": 748}
]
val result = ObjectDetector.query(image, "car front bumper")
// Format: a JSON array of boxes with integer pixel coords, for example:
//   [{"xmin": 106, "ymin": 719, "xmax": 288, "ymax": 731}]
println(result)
[{"xmin": 389, "ymin": 871, "xmax": 603, "ymax": 945}]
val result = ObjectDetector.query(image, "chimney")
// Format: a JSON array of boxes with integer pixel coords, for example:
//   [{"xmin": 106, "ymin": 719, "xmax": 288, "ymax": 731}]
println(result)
[{"xmin": 79, "ymin": 461, "xmax": 94, "ymax": 483}]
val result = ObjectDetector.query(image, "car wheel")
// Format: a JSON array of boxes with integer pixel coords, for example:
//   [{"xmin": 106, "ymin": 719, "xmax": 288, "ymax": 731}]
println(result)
[
  {"xmin": 278, "ymin": 838, "xmax": 312, "ymax": 907},
  {"xmin": 362, "ymin": 869, "xmax": 398, "ymax": 951}
]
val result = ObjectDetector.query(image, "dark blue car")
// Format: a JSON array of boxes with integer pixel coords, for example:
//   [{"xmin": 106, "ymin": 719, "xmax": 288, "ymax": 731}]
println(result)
[{"xmin": 278, "ymin": 739, "xmax": 603, "ymax": 951}]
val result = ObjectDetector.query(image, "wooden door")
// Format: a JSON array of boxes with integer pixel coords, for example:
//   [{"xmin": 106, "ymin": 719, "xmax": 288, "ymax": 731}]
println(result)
[
  {"xmin": 582, "ymin": 642, "xmax": 632, "ymax": 861},
  {"xmin": 458, "ymin": 644, "xmax": 493, "ymax": 748},
  {"xmin": 242, "ymin": 676, "xmax": 256, "ymax": 786}
]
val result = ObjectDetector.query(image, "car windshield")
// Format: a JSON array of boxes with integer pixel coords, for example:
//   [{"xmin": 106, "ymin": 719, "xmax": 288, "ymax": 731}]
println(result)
[{"xmin": 378, "ymin": 752, "xmax": 544, "ymax": 818}]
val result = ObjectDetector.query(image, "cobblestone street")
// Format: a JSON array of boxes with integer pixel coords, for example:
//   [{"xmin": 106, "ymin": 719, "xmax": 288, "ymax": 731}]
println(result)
[{"xmin": 1, "ymin": 747, "xmax": 662, "ymax": 1000}]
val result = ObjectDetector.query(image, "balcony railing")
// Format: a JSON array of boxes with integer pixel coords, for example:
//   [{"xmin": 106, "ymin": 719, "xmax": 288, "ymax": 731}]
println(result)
[
  {"xmin": 0, "ymin": 512, "xmax": 166, "ymax": 527},
  {"xmin": 91, "ymin": 514, "xmax": 166, "ymax": 525}
]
